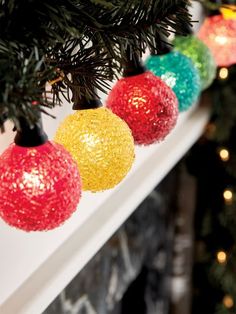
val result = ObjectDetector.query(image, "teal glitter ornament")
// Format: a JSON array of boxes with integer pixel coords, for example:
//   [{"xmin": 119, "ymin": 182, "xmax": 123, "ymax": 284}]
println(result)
[
  {"xmin": 173, "ymin": 35, "xmax": 216, "ymax": 90},
  {"xmin": 145, "ymin": 51, "xmax": 201, "ymax": 112}
]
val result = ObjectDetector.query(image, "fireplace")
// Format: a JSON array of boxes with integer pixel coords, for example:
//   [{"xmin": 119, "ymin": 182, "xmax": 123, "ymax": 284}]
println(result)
[{"xmin": 43, "ymin": 161, "xmax": 195, "ymax": 314}]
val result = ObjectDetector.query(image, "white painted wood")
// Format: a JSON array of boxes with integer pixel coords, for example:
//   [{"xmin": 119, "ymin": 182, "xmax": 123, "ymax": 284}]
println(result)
[{"xmin": 0, "ymin": 104, "xmax": 210, "ymax": 314}]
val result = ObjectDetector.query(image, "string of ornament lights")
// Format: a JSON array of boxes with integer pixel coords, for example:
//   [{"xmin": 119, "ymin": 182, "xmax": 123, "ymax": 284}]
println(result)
[{"xmin": 1, "ymin": 1, "xmax": 229, "ymax": 232}]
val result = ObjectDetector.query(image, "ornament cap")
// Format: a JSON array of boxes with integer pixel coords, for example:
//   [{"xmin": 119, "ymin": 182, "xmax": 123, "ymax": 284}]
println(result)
[
  {"xmin": 183, "ymin": 23, "xmax": 194, "ymax": 35},
  {"xmin": 150, "ymin": 32, "xmax": 172, "ymax": 56},
  {"xmin": 72, "ymin": 85, "xmax": 102, "ymax": 110},
  {"xmin": 14, "ymin": 116, "xmax": 48, "ymax": 147},
  {"xmin": 208, "ymin": 9, "xmax": 221, "ymax": 17},
  {"xmin": 123, "ymin": 61, "xmax": 147, "ymax": 77},
  {"xmin": 72, "ymin": 97, "xmax": 102, "ymax": 110},
  {"xmin": 123, "ymin": 48, "xmax": 147, "ymax": 77}
]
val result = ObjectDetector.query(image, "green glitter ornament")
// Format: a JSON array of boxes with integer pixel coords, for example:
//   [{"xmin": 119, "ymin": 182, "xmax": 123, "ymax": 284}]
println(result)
[{"xmin": 174, "ymin": 35, "xmax": 216, "ymax": 90}]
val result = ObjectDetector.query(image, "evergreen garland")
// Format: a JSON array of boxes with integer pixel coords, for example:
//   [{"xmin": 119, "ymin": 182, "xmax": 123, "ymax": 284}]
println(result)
[{"xmin": 0, "ymin": 0, "xmax": 192, "ymax": 130}]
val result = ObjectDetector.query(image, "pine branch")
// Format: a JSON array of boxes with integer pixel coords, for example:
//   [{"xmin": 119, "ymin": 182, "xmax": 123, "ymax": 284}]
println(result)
[
  {"xmin": 0, "ymin": 0, "xmax": 192, "ymax": 128},
  {"xmin": 0, "ymin": 41, "xmax": 56, "ymax": 130}
]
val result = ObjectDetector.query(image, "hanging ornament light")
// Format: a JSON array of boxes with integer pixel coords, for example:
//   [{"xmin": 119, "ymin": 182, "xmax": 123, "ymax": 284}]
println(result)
[
  {"xmin": 220, "ymin": 5, "xmax": 236, "ymax": 20},
  {"xmin": 198, "ymin": 13, "xmax": 236, "ymax": 67},
  {"xmin": 54, "ymin": 95, "xmax": 135, "ymax": 192},
  {"xmin": 145, "ymin": 33, "xmax": 201, "ymax": 112},
  {"xmin": 106, "ymin": 50, "xmax": 179, "ymax": 145},
  {"xmin": 0, "ymin": 115, "xmax": 81, "ymax": 232},
  {"xmin": 173, "ymin": 24, "xmax": 216, "ymax": 90}
]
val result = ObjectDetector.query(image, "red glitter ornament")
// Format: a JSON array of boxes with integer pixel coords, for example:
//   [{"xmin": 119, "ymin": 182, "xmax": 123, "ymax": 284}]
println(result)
[
  {"xmin": 198, "ymin": 15, "xmax": 236, "ymax": 67},
  {"xmin": 0, "ymin": 141, "xmax": 81, "ymax": 232},
  {"xmin": 106, "ymin": 71, "xmax": 178, "ymax": 145}
]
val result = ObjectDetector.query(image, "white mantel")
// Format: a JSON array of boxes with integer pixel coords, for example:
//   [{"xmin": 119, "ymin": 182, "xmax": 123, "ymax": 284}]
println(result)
[{"xmin": 0, "ymin": 104, "xmax": 210, "ymax": 314}]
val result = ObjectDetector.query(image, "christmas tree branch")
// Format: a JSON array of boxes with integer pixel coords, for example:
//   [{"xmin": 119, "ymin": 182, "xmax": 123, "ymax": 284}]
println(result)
[{"xmin": 0, "ymin": 0, "xmax": 192, "ymax": 128}]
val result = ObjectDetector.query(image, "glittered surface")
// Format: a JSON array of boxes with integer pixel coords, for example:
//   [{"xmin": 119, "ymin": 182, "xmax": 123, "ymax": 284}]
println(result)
[
  {"xmin": 54, "ymin": 108, "xmax": 135, "ymax": 192},
  {"xmin": 174, "ymin": 35, "xmax": 216, "ymax": 90},
  {"xmin": 0, "ymin": 141, "xmax": 81, "ymax": 232},
  {"xmin": 198, "ymin": 15, "xmax": 236, "ymax": 67},
  {"xmin": 145, "ymin": 51, "xmax": 201, "ymax": 112},
  {"xmin": 220, "ymin": 6, "xmax": 236, "ymax": 20},
  {"xmin": 106, "ymin": 71, "xmax": 178, "ymax": 145}
]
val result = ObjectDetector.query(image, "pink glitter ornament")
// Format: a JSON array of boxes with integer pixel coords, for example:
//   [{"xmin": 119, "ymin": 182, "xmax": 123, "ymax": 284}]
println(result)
[
  {"xmin": 106, "ymin": 71, "xmax": 178, "ymax": 145},
  {"xmin": 198, "ymin": 14, "xmax": 236, "ymax": 67},
  {"xmin": 0, "ymin": 141, "xmax": 81, "ymax": 232}
]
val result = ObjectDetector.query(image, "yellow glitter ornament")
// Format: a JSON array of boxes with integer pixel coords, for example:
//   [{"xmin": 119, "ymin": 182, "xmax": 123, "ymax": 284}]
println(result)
[
  {"xmin": 54, "ymin": 107, "xmax": 135, "ymax": 192},
  {"xmin": 220, "ymin": 6, "xmax": 236, "ymax": 20}
]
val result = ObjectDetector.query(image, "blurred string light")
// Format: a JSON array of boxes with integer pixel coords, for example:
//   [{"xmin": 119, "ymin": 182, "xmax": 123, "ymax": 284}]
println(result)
[
  {"xmin": 205, "ymin": 123, "xmax": 216, "ymax": 139},
  {"xmin": 217, "ymin": 251, "xmax": 227, "ymax": 264},
  {"xmin": 223, "ymin": 295, "xmax": 234, "ymax": 309},
  {"xmin": 218, "ymin": 148, "xmax": 230, "ymax": 162},
  {"xmin": 219, "ymin": 67, "xmax": 229, "ymax": 80},
  {"xmin": 198, "ymin": 15, "xmax": 236, "ymax": 67},
  {"xmin": 223, "ymin": 189, "xmax": 233, "ymax": 204}
]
